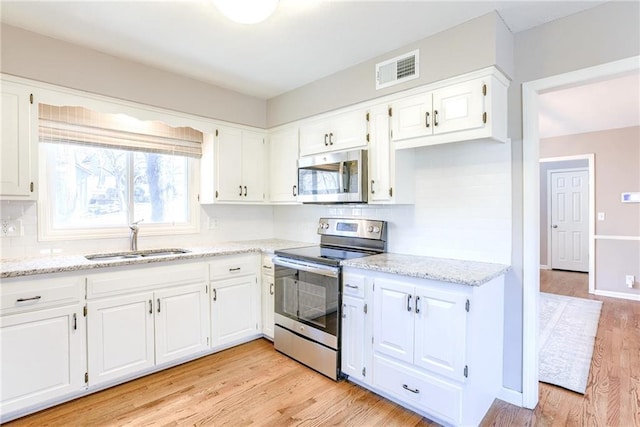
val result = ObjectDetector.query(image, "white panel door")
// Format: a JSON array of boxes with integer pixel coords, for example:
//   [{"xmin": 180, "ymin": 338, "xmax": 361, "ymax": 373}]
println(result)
[
  {"xmin": 372, "ymin": 279, "xmax": 415, "ymax": 364},
  {"xmin": 551, "ymin": 169, "xmax": 589, "ymax": 272},
  {"xmin": 215, "ymin": 126, "xmax": 243, "ymax": 201},
  {"xmin": 414, "ymin": 288, "xmax": 468, "ymax": 381},
  {"xmin": 211, "ymin": 275, "xmax": 258, "ymax": 347},
  {"xmin": 0, "ymin": 305, "xmax": 84, "ymax": 415},
  {"xmin": 368, "ymin": 104, "xmax": 392, "ymax": 202},
  {"xmin": 241, "ymin": 130, "xmax": 266, "ymax": 202},
  {"xmin": 1, "ymin": 82, "xmax": 33, "ymax": 198},
  {"xmin": 299, "ymin": 118, "xmax": 329, "ymax": 156},
  {"xmin": 261, "ymin": 275, "xmax": 275, "ymax": 340},
  {"xmin": 155, "ymin": 283, "xmax": 209, "ymax": 365},
  {"xmin": 432, "ymin": 78, "xmax": 485, "ymax": 135},
  {"xmin": 390, "ymin": 93, "xmax": 433, "ymax": 141},
  {"xmin": 330, "ymin": 109, "xmax": 368, "ymax": 152},
  {"xmin": 341, "ymin": 295, "xmax": 367, "ymax": 382},
  {"xmin": 87, "ymin": 292, "xmax": 155, "ymax": 386},
  {"xmin": 269, "ymin": 127, "xmax": 299, "ymax": 202}
]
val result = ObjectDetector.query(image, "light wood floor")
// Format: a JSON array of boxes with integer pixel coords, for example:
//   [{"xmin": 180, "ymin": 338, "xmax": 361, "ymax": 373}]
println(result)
[{"xmin": 5, "ymin": 270, "xmax": 639, "ymax": 426}]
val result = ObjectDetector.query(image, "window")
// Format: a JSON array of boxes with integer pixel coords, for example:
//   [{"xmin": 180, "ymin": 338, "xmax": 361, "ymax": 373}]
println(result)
[{"xmin": 38, "ymin": 103, "xmax": 201, "ymax": 240}]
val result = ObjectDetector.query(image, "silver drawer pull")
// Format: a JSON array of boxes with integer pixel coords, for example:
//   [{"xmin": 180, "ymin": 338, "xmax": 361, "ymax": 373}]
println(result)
[
  {"xmin": 263, "ymin": 265, "xmax": 272, "ymax": 270},
  {"xmin": 345, "ymin": 284, "xmax": 359, "ymax": 289},
  {"xmin": 17, "ymin": 296, "xmax": 42, "ymax": 302},
  {"xmin": 229, "ymin": 267, "xmax": 241, "ymax": 272},
  {"xmin": 402, "ymin": 384, "xmax": 420, "ymax": 394}
]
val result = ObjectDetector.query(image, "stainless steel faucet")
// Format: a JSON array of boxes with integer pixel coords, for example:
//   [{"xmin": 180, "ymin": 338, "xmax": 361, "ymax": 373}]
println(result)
[{"xmin": 129, "ymin": 219, "xmax": 144, "ymax": 251}]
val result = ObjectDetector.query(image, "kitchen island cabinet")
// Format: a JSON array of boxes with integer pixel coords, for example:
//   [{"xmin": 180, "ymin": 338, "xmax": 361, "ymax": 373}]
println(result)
[{"xmin": 341, "ymin": 254, "xmax": 508, "ymax": 427}]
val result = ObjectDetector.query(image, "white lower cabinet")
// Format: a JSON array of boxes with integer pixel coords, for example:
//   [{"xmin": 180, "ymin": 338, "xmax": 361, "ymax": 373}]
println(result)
[
  {"xmin": 342, "ymin": 267, "xmax": 505, "ymax": 426},
  {"xmin": 210, "ymin": 254, "xmax": 260, "ymax": 348},
  {"xmin": 0, "ymin": 274, "xmax": 85, "ymax": 420},
  {"xmin": 261, "ymin": 254, "xmax": 275, "ymax": 340},
  {"xmin": 87, "ymin": 263, "xmax": 210, "ymax": 387}
]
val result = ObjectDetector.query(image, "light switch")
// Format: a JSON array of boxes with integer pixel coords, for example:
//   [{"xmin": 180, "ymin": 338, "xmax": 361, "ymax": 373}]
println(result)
[{"xmin": 597, "ymin": 212, "xmax": 605, "ymax": 221}]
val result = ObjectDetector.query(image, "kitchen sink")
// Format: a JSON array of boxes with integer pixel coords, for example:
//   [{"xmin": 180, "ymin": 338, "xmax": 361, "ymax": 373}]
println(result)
[{"xmin": 85, "ymin": 249, "xmax": 190, "ymax": 261}]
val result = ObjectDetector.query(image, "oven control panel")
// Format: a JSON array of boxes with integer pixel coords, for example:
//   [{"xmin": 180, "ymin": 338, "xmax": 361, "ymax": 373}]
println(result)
[{"xmin": 317, "ymin": 218, "xmax": 385, "ymax": 240}]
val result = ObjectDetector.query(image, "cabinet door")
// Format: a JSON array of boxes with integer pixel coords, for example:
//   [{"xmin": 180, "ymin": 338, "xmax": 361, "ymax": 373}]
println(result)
[
  {"xmin": 269, "ymin": 127, "xmax": 299, "ymax": 202},
  {"xmin": 414, "ymin": 288, "xmax": 468, "ymax": 381},
  {"xmin": 432, "ymin": 79, "xmax": 485, "ymax": 135},
  {"xmin": 372, "ymin": 278, "xmax": 414, "ymax": 364},
  {"xmin": 368, "ymin": 105, "xmax": 392, "ymax": 202},
  {"xmin": 261, "ymin": 275, "xmax": 275, "ymax": 340},
  {"xmin": 341, "ymin": 295, "xmax": 369, "ymax": 382},
  {"xmin": 330, "ymin": 109, "xmax": 368, "ymax": 152},
  {"xmin": 87, "ymin": 292, "xmax": 155, "ymax": 386},
  {"xmin": 155, "ymin": 283, "xmax": 209, "ymax": 365},
  {"xmin": 241, "ymin": 130, "xmax": 266, "ymax": 202},
  {"xmin": 1, "ymin": 81, "xmax": 34, "ymax": 198},
  {"xmin": 299, "ymin": 118, "xmax": 329, "ymax": 156},
  {"xmin": 215, "ymin": 126, "xmax": 243, "ymax": 201},
  {"xmin": 390, "ymin": 93, "xmax": 433, "ymax": 141},
  {"xmin": 0, "ymin": 305, "xmax": 84, "ymax": 415},
  {"xmin": 211, "ymin": 275, "xmax": 258, "ymax": 347}
]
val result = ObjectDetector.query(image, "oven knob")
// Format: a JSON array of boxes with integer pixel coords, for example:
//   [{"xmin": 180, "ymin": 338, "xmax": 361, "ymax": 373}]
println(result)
[
  {"xmin": 367, "ymin": 226, "xmax": 374, "ymax": 232},
  {"xmin": 323, "ymin": 223, "xmax": 329, "ymax": 229},
  {"xmin": 373, "ymin": 226, "xmax": 380, "ymax": 233},
  {"xmin": 299, "ymin": 325, "xmax": 305, "ymax": 332}
]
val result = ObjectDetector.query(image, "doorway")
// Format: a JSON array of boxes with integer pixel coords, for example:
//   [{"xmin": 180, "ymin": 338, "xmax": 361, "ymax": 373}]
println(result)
[{"xmin": 521, "ymin": 56, "xmax": 640, "ymax": 409}]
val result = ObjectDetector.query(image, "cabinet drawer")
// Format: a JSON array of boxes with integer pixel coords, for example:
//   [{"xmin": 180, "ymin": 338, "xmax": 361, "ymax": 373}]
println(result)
[
  {"xmin": 261, "ymin": 254, "xmax": 274, "ymax": 277},
  {"xmin": 342, "ymin": 273, "xmax": 366, "ymax": 298},
  {"xmin": 209, "ymin": 254, "xmax": 259, "ymax": 281},
  {"xmin": 373, "ymin": 354, "xmax": 462, "ymax": 425},
  {"xmin": 1, "ymin": 275, "xmax": 83, "ymax": 315}
]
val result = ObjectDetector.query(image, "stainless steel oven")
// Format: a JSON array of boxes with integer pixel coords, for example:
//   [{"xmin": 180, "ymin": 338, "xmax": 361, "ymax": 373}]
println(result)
[
  {"xmin": 297, "ymin": 149, "xmax": 368, "ymax": 204},
  {"xmin": 273, "ymin": 218, "xmax": 386, "ymax": 380}
]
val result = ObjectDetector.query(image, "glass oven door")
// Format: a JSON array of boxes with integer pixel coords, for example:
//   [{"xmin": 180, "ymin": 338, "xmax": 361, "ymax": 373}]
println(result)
[{"xmin": 273, "ymin": 257, "xmax": 340, "ymax": 347}]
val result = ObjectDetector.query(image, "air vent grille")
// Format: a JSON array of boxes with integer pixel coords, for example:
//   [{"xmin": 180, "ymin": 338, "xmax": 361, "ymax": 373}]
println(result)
[{"xmin": 376, "ymin": 49, "xmax": 419, "ymax": 90}]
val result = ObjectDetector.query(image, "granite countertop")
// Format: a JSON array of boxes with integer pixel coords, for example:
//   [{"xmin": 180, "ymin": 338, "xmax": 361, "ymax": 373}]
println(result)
[
  {"xmin": 341, "ymin": 253, "xmax": 510, "ymax": 286},
  {"xmin": 0, "ymin": 239, "xmax": 313, "ymax": 279}
]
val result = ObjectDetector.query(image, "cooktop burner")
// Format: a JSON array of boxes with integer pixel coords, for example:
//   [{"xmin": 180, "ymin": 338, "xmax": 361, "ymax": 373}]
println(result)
[{"xmin": 275, "ymin": 245, "xmax": 375, "ymax": 267}]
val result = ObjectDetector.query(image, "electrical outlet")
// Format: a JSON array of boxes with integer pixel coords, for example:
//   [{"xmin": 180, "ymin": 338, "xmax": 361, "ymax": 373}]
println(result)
[
  {"xmin": 1, "ymin": 219, "xmax": 23, "ymax": 237},
  {"xmin": 626, "ymin": 275, "xmax": 635, "ymax": 288}
]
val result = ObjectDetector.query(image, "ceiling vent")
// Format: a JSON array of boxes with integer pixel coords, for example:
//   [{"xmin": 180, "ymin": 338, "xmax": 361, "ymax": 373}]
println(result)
[{"xmin": 376, "ymin": 50, "xmax": 419, "ymax": 90}]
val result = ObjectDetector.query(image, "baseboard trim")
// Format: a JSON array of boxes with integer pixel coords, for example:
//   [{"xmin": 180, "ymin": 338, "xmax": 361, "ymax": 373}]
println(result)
[
  {"xmin": 498, "ymin": 387, "xmax": 523, "ymax": 407},
  {"xmin": 594, "ymin": 289, "xmax": 640, "ymax": 301},
  {"xmin": 540, "ymin": 265, "xmax": 551, "ymax": 270}
]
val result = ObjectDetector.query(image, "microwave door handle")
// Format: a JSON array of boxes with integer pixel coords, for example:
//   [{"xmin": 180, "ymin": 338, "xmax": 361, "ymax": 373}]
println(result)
[{"xmin": 338, "ymin": 161, "xmax": 345, "ymax": 193}]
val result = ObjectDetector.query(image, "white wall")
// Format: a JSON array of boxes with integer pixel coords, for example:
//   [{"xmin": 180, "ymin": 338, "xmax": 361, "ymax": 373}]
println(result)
[
  {"xmin": 275, "ymin": 139, "xmax": 512, "ymax": 265},
  {"xmin": 0, "ymin": 202, "xmax": 274, "ymax": 259}
]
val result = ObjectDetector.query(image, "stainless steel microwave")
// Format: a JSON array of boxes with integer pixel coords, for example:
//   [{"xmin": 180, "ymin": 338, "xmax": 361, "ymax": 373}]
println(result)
[{"xmin": 297, "ymin": 149, "xmax": 368, "ymax": 204}]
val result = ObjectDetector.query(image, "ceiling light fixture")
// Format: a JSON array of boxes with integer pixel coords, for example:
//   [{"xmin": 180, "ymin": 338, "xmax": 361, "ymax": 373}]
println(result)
[{"xmin": 213, "ymin": 0, "xmax": 279, "ymax": 25}]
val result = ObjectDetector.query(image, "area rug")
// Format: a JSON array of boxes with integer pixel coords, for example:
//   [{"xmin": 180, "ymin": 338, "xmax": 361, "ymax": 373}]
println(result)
[{"xmin": 539, "ymin": 292, "xmax": 603, "ymax": 394}]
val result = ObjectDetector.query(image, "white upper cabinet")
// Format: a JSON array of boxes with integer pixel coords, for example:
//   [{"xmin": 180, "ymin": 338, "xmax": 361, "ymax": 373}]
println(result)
[
  {"xmin": 201, "ymin": 125, "xmax": 266, "ymax": 203},
  {"xmin": 299, "ymin": 109, "xmax": 368, "ymax": 156},
  {"xmin": 1, "ymin": 80, "xmax": 36, "ymax": 199},
  {"xmin": 268, "ymin": 126, "xmax": 299, "ymax": 203},
  {"xmin": 391, "ymin": 70, "xmax": 509, "ymax": 149}
]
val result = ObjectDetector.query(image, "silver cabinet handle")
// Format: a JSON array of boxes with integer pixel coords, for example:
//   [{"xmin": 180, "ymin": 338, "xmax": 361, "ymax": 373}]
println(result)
[
  {"xmin": 213, "ymin": 288, "xmax": 217, "ymax": 301},
  {"xmin": 371, "ymin": 180, "xmax": 375, "ymax": 194},
  {"xmin": 239, "ymin": 185, "xmax": 243, "ymax": 196},
  {"xmin": 16, "ymin": 295, "xmax": 42, "ymax": 302},
  {"xmin": 157, "ymin": 298, "xmax": 161, "ymax": 313},
  {"xmin": 263, "ymin": 265, "xmax": 272, "ymax": 270},
  {"xmin": 407, "ymin": 294, "xmax": 412, "ymax": 312},
  {"xmin": 345, "ymin": 284, "xmax": 359, "ymax": 289},
  {"xmin": 434, "ymin": 110, "xmax": 439, "ymax": 126},
  {"xmin": 342, "ymin": 304, "xmax": 347, "ymax": 319},
  {"xmin": 403, "ymin": 384, "xmax": 420, "ymax": 394},
  {"xmin": 292, "ymin": 185, "xmax": 297, "ymax": 197},
  {"xmin": 329, "ymin": 132, "xmax": 334, "ymax": 145},
  {"xmin": 425, "ymin": 111, "xmax": 430, "ymax": 128},
  {"xmin": 244, "ymin": 186, "xmax": 247, "ymax": 197},
  {"xmin": 270, "ymin": 283, "xmax": 274, "ymax": 295},
  {"xmin": 73, "ymin": 313, "xmax": 77, "ymax": 330},
  {"xmin": 552, "ymin": 225, "xmax": 558, "ymax": 228},
  {"xmin": 415, "ymin": 296, "xmax": 421, "ymax": 314},
  {"xmin": 149, "ymin": 299, "xmax": 153, "ymax": 314},
  {"xmin": 229, "ymin": 267, "xmax": 241, "ymax": 272},
  {"xmin": 324, "ymin": 134, "xmax": 328, "ymax": 146}
]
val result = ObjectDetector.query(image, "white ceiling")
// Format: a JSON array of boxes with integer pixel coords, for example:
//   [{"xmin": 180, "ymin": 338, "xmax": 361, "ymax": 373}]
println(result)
[
  {"xmin": 538, "ymin": 72, "xmax": 640, "ymax": 139},
  {"xmin": 0, "ymin": 0, "xmax": 608, "ymax": 100}
]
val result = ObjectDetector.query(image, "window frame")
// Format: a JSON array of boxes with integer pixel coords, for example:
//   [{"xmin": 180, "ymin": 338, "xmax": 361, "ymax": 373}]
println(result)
[{"xmin": 35, "ymin": 87, "xmax": 206, "ymax": 242}]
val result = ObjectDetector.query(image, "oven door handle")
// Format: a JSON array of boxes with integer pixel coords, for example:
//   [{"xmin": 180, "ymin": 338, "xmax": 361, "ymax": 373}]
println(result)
[{"xmin": 273, "ymin": 257, "xmax": 340, "ymax": 278}]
